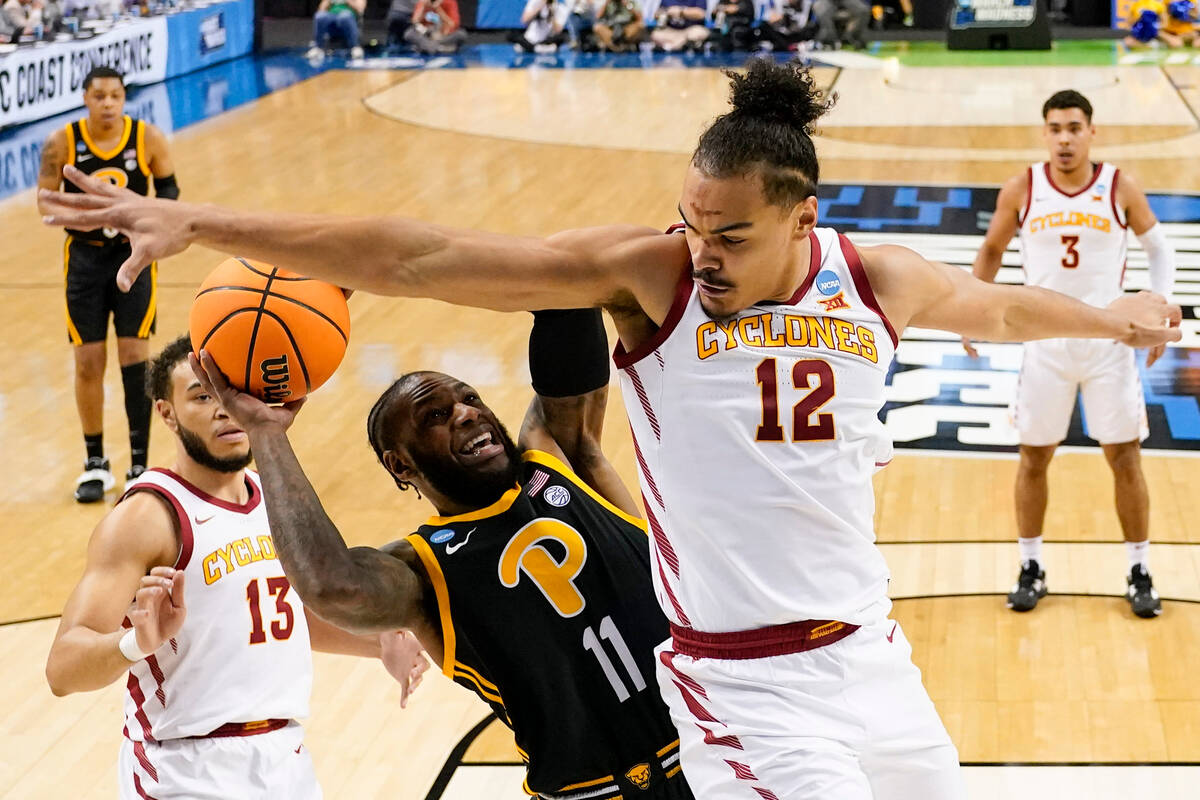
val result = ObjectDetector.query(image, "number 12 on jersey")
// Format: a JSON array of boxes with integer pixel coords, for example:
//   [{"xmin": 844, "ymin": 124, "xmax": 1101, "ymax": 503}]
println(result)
[{"xmin": 756, "ymin": 357, "xmax": 836, "ymax": 442}]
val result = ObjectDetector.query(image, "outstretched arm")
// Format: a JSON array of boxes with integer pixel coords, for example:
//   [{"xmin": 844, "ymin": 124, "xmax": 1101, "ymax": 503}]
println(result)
[
  {"xmin": 519, "ymin": 309, "xmax": 639, "ymax": 517},
  {"xmin": 38, "ymin": 167, "xmax": 681, "ymax": 317},
  {"xmin": 189, "ymin": 353, "xmax": 430, "ymax": 636},
  {"xmin": 864, "ymin": 244, "xmax": 1181, "ymax": 348}
]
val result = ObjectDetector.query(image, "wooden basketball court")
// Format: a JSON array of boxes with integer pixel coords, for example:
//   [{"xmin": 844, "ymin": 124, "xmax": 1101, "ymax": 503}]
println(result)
[{"xmin": 2, "ymin": 60, "xmax": 1199, "ymax": 798}]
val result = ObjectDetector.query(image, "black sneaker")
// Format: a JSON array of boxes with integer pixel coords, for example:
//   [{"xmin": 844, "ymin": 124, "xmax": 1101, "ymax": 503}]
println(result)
[
  {"xmin": 126, "ymin": 464, "xmax": 146, "ymax": 484},
  {"xmin": 1006, "ymin": 560, "xmax": 1047, "ymax": 612},
  {"xmin": 1126, "ymin": 565, "xmax": 1162, "ymax": 618},
  {"xmin": 74, "ymin": 457, "xmax": 115, "ymax": 503}
]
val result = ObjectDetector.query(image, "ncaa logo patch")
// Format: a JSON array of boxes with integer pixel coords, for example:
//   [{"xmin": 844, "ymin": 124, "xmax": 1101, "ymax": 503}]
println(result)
[
  {"xmin": 543, "ymin": 486, "xmax": 571, "ymax": 507},
  {"xmin": 815, "ymin": 270, "xmax": 841, "ymax": 297},
  {"xmin": 430, "ymin": 529, "xmax": 455, "ymax": 544}
]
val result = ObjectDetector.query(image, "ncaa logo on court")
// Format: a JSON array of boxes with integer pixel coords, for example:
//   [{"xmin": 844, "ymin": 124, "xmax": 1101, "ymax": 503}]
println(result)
[
  {"xmin": 430, "ymin": 529, "xmax": 455, "ymax": 544},
  {"xmin": 543, "ymin": 486, "xmax": 571, "ymax": 507},
  {"xmin": 816, "ymin": 270, "xmax": 841, "ymax": 296}
]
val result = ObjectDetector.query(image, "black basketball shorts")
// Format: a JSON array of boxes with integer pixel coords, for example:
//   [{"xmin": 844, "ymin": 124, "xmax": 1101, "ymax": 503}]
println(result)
[{"xmin": 63, "ymin": 235, "xmax": 157, "ymax": 344}]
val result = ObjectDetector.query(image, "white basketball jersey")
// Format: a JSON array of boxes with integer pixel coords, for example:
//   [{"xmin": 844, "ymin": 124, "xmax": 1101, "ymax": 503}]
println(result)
[
  {"xmin": 120, "ymin": 469, "xmax": 312, "ymax": 742},
  {"xmin": 615, "ymin": 226, "xmax": 897, "ymax": 633},
  {"xmin": 1018, "ymin": 162, "xmax": 1128, "ymax": 308}
]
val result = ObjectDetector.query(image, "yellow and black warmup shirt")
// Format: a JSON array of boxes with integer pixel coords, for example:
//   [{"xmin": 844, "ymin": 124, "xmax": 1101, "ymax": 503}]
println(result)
[
  {"xmin": 407, "ymin": 451, "xmax": 687, "ymax": 799},
  {"xmin": 63, "ymin": 115, "xmax": 151, "ymax": 243}
]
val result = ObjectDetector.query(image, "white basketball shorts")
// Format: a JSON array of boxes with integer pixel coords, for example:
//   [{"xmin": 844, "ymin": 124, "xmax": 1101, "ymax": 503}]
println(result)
[
  {"xmin": 655, "ymin": 618, "xmax": 965, "ymax": 800},
  {"xmin": 1013, "ymin": 338, "xmax": 1148, "ymax": 447},
  {"xmin": 118, "ymin": 721, "xmax": 321, "ymax": 800}
]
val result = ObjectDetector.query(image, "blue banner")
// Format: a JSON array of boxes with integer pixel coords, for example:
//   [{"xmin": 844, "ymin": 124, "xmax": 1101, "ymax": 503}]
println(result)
[{"xmin": 164, "ymin": 0, "xmax": 255, "ymax": 78}]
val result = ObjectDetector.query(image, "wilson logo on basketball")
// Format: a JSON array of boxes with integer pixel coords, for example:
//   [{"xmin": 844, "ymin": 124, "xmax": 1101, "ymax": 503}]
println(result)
[{"xmin": 260, "ymin": 355, "xmax": 291, "ymax": 402}]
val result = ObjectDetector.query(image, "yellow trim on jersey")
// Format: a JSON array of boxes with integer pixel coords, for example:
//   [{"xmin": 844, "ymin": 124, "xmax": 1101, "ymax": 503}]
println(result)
[
  {"xmin": 425, "ymin": 485, "xmax": 521, "ymax": 526},
  {"xmin": 453, "ymin": 667, "xmax": 504, "ymax": 705},
  {"xmin": 559, "ymin": 774, "xmax": 616, "ymax": 791},
  {"xmin": 516, "ymin": 743, "xmax": 530, "ymax": 763},
  {"xmin": 135, "ymin": 120, "xmax": 151, "ymax": 177},
  {"xmin": 79, "ymin": 115, "xmax": 132, "ymax": 161},
  {"xmin": 656, "ymin": 739, "xmax": 680, "ymax": 757},
  {"xmin": 63, "ymin": 236, "xmax": 82, "ymax": 345},
  {"xmin": 455, "ymin": 660, "xmax": 500, "ymax": 693},
  {"xmin": 404, "ymin": 533, "xmax": 457, "ymax": 678},
  {"xmin": 665, "ymin": 764, "xmax": 682, "ymax": 779},
  {"xmin": 63, "ymin": 123, "xmax": 76, "ymax": 169},
  {"xmin": 522, "ymin": 450, "xmax": 648, "ymax": 532},
  {"xmin": 136, "ymin": 261, "xmax": 158, "ymax": 338}
]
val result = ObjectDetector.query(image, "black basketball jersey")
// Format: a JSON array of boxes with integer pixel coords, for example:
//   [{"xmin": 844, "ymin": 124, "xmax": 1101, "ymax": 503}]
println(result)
[
  {"xmin": 406, "ymin": 450, "xmax": 680, "ymax": 796},
  {"xmin": 63, "ymin": 115, "xmax": 151, "ymax": 242}
]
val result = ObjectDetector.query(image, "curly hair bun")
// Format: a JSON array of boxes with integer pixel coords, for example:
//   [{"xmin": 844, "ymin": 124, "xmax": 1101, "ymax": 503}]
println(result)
[{"xmin": 726, "ymin": 59, "xmax": 834, "ymax": 136}]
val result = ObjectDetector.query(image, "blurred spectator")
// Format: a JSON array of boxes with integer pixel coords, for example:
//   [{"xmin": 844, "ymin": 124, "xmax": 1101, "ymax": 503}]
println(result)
[
  {"xmin": 593, "ymin": 0, "xmax": 643, "ymax": 51},
  {"xmin": 405, "ymin": 0, "xmax": 468, "ymax": 53},
  {"xmin": 650, "ymin": 0, "xmax": 708, "ymax": 51},
  {"xmin": 710, "ymin": 0, "xmax": 753, "ymax": 50},
  {"xmin": 760, "ymin": 0, "xmax": 814, "ymax": 50},
  {"xmin": 814, "ymin": 0, "xmax": 868, "ymax": 48},
  {"xmin": 3, "ymin": 0, "xmax": 44, "ymax": 40},
  {"xmin": 307, "ymin": 0, "xmax": 365, "ymax": 58},
  {"xmin": 564, "ymin": 0, "xmax": 600, "ymax": 49},
  {"xmin": 509, "ymin": 0, "xmax": 569, "ymax": 51},
  {"xmin": 385, "ymin": 0, "xmax": 417, "ymax": 46},
  {"xmin": 1123, "ymin": 0, "xmax": 1196, "ymax": 47}
]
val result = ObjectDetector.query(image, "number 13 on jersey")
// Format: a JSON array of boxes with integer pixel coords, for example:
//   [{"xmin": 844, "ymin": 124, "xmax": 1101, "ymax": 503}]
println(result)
[{"xmin": 756, "ymin": 357, "xmax": 836, "ymax": 442}]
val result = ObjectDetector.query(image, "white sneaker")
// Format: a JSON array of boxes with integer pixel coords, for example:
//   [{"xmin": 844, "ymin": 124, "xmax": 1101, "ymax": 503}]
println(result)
[
  {"xmin": 305, "ymin": 45, "xmax": 324, "ymax": 59},
  {"xmin": 74, "ymin": 457, "xmax": 115, "ymax": 503},
  {"xmin": 350, "ymin": 45, "xmax": 364, "ymax": 59}
]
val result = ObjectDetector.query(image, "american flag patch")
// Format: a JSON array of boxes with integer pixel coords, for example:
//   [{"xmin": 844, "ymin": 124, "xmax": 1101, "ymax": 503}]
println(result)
[{"xmin": 526, "ymin": 470, "xmax": 550, "ymax": 497}]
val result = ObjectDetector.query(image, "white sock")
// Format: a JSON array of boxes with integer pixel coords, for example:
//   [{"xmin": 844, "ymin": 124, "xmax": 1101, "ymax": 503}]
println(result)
[
  {"xmin": 1018, "ymin": 535, "xmax": 1043, "ymax": 567},
  {"xmin": 1126, "ymin": 540, "xmax": 1150, "ymax": 572}
]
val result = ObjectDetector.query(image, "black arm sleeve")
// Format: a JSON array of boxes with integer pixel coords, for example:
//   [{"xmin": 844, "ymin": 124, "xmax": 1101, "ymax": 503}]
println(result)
[
  {"xmin": 153, "ymin": 174, "xmax": 180, "ymax": 200},
  {"xmin": 529, "ymin": 309, "xmax": 611, "ymax": 398}
]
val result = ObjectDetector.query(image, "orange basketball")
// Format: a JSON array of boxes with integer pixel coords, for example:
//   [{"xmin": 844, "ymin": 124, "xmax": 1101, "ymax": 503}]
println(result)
[{"xmin": 189, "ymin": 257, "xmax": 350, "ymax": 403}]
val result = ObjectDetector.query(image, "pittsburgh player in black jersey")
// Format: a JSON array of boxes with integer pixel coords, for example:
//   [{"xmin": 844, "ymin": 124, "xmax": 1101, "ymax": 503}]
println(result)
[
  {"xmin": 191, "ymin": 310, "xmax": 694, "ymax": 800},
  {"xmin": 37, "ymin": 66, "xmax": 180, "ymax": 503}
]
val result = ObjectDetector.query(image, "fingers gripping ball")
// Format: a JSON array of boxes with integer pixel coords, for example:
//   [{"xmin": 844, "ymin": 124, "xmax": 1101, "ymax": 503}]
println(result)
[
  {"xmin": 189, "ymin": 258, "xmax": 350, "ymax": 403},
  {"xmin": 1131, "ymin": 8, "xmax": 1162, "ymax": 41}
]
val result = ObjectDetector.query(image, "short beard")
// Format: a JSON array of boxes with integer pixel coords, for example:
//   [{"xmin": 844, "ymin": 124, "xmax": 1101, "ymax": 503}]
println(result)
[
  {"xmin": 177, "ymin": 421, "xmax": 253, "ymax": 474},
  {"xmin": 411, "ymin": 421, "xmax": 523, "ymax": 510}
]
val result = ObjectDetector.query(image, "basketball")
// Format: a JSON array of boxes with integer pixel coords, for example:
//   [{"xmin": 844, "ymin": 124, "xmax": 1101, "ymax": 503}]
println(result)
[{"xmin": 188, "ymin": 257, "xmax": 350, "ymax": 403}]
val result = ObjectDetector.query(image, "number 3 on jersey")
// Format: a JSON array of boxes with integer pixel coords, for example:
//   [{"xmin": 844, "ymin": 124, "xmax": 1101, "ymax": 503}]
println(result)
[
  {"xmin": 1061, "ymin": 234, "xmax": 1080, "ymax": 269},
  {"xmin": 246, "ymin": 576, "xmax": 295, "ymax": 644},
  {"xmin": 756, "ymin": 357, "xmax": 836, "ymax": 442}
]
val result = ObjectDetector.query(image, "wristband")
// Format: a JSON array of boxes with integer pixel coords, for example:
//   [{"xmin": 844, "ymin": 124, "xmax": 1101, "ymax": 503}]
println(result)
[{"xmin": 119, "ymin": 628, "xmax": 154, "ymax": 662}]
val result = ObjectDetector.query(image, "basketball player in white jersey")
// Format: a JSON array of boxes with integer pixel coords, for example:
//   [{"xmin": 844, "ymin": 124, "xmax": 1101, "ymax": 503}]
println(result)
[
  {"xmin": 963, "ymin": 90, "xmax": 1176, "ymax": 619},
  {"xmin": 45, "ymin": 335, "xmax": 428, "ymax": 800},
  {"xmin": 41, "ymin": 61, "xmax": 1182, "ymax": 799}
]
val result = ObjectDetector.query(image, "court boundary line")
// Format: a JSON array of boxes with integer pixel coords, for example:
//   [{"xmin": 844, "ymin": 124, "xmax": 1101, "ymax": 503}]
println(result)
[
  {"xmin": 359, "ymin": 67, "xmax": 845, "ymax": 155},
  {"xmin": 423, "ymin": 713, "xmax": 499, "ymax": 800}
]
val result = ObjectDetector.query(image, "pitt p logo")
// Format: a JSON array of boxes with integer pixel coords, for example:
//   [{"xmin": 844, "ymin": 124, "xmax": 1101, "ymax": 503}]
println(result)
[
  {"xmin": 498, "ymin": 519, "xmax": 588, "ymax": 618},
  {"xmin": 626, "ymin": 763, "xmax": 651, "ymax": 790}
]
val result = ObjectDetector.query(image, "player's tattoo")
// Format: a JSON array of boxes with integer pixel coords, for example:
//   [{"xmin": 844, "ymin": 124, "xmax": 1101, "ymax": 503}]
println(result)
[
  {"xmin": 39, "ymin": 137, "xmax": 64, "ymax": 181},
  {"xmin": 247, "ymin": 426, "xmax": 427, "ymax": 634}
]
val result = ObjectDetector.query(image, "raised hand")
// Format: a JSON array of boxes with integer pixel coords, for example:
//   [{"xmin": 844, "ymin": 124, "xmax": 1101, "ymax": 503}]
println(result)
[
  {"xmin": 380, "ymin": 630, "xmax": 430, "ymax": 708},
  {"xmin": 1107, "ymin": 291, "xmax": 1183, "ymax": 349},
  {"xmin": 40, "ymin": 166, "xmax": 194, "ymax": 292},
  {"xmin": 129, "ymin": 567, "xmax": 187, "ymax": 654},
  {"xmin": 189, "ymin": 350, "xmax": 306, "ymax": 433}
]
